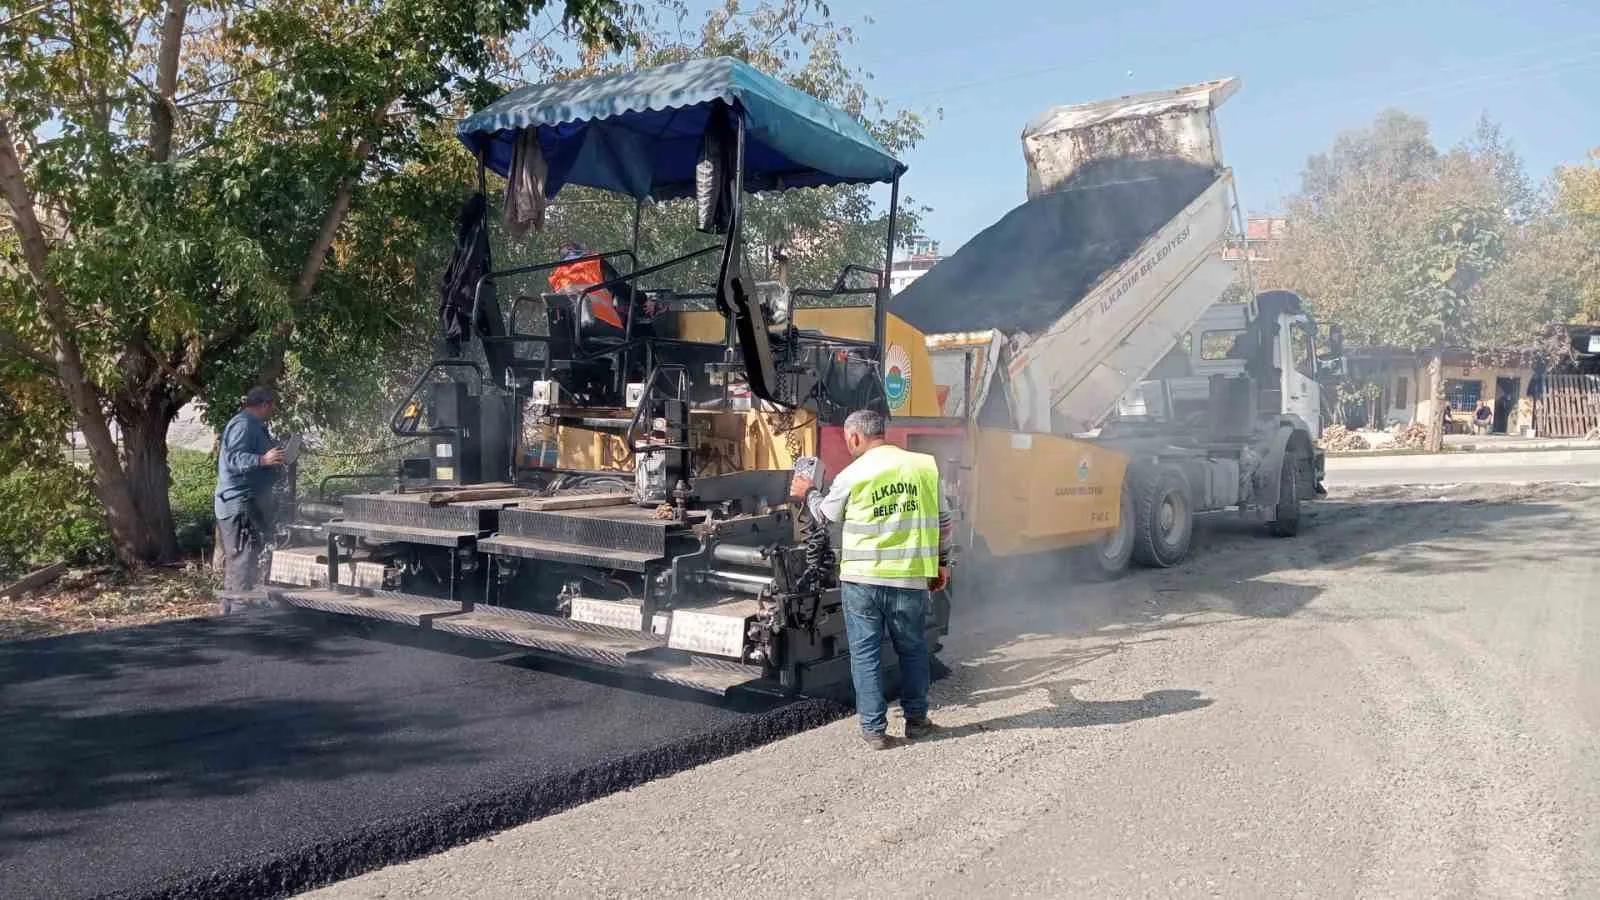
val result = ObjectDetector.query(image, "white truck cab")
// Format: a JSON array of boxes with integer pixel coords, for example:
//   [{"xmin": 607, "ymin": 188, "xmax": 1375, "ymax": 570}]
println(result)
[{"xmin": 1137, "ymin": 297, "xmax": 1342, "ymax": 440}]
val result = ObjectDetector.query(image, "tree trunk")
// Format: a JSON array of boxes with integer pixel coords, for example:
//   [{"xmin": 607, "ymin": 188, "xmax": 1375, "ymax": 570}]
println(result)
[
  {"xmin": 119, "ymin": 398, "xmax": 183, "ymax": 564},
  {"xmin": 1, "ymin": 116, "xmax": 157, "ymax": 568},
  {"xmin": 66, "ymin": 376, "xmax": 161, "ymax": 567},
  {"xmin": 149, "ymin": 0, "xmax": 189, "ymax": 163},
  {"xmin": 260, "ymin": 129, "xmax": 381, "ymax": 386},
  {"xmin": 1425, "ymin": 352, "xmax": 1445, "ymax": 453}
]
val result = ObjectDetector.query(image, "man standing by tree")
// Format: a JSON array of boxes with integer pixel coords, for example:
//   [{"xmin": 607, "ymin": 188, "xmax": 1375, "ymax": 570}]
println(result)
[
  {"xmin": 214, "ymin": 387, "xmax": 285, "ymax": 592},
  {"xmin": 813, "ymin": 409, "xmax": 951, "ymax": 750}
]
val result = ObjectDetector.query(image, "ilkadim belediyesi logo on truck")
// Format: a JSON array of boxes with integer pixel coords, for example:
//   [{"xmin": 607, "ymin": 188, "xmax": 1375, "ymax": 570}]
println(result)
[{"xmin": 884, "ymin": 344, "xmax": 911, "ymax": 411}]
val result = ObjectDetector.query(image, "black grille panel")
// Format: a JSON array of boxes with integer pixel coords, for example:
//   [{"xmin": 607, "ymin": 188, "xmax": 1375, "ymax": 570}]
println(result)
[
  {"xmin": 342, "ymin": 496, "xmax": 482, "ymax": 532},
  {"xmin": 480, "ymin": 535, "xmax": 660, "ymax": 571},
  {"xmin": 499, "ymin": 508, "xmax": 669, "ymax": 556}
]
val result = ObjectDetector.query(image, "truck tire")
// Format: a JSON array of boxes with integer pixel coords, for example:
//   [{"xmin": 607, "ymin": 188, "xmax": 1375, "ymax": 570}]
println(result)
[
  {"xmin": 1132, "ymin": 466, "xmax": 1193, "ymax": 568},
  {"xmin": 1267, "ymin": 454, "xmax": 1302, "ymax": 537},
  {"xmin": 1073, "ymin": 487, "xmax": 1136, "ymax": 581}
]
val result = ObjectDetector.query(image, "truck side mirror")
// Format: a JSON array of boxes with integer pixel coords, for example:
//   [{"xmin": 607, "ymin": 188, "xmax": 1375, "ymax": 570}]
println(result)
[{"xmin": 1327, "ymin": 324, "xmax": 1345, "ymax": 359}]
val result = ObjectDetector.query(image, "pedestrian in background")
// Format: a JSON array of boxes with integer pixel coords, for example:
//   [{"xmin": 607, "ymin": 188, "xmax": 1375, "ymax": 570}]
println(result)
[
  {"xmin": 813, "ymin": 409, "xmax": 952, "ymax": 750},
  {"xmin": 214, "ymin": 387, "xmax": 285, "ymax": 592}
]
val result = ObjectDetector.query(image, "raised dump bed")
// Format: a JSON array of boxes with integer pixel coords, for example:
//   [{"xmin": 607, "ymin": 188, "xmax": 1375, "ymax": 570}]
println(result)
[
  {"xmin": 892, "ymin": 78, "xmax": 1243, "ymax": 434},
  {"xmin": 890, "ymin": 159, "xmax": 1219, "ymax": 337}
]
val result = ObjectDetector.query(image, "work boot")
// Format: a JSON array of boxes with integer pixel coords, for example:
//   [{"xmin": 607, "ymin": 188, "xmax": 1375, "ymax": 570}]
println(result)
[
  {"xmin": 904, "ymin": 716, "xmax": 939, "ymax": 739},
  {"xmin": 861, "ymin": 732, "xmax": 899, "ymax": 751}
]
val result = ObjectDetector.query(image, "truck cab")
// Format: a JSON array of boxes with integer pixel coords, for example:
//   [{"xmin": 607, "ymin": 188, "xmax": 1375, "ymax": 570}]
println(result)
[{"xmin": 1127, "ymin": 293, "xmax": 1343, "ymax": 441}]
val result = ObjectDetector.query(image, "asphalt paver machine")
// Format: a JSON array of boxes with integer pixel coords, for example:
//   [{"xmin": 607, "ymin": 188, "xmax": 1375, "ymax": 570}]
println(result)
[{"xmin": 263, "ymin": 57, "xmax": 957, "ymax": 697}]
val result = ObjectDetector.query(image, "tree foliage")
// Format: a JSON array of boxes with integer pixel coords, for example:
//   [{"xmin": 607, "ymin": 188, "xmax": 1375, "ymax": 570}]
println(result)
[
  {"xmin": 1265, "ymin": 112, "xmax": 1536, "ymax": 351},
  {"xmin": 1, "ymin": 0, "xmax": 634, "ymax": 566},
  {"xmin": 0, "ymin": 0, "xmax": 927, "ymax": 568},
  {"xmin": 1261, "ymin": 111, "xmax": 1595, "ymax": 450},
  {"xmin": 1553, "ymin": 149, "xmax": 1600, "ymax": 323},
  {"xmin": 1385, "ymin": 199, "xmax": 1505, "ymax": 350}
]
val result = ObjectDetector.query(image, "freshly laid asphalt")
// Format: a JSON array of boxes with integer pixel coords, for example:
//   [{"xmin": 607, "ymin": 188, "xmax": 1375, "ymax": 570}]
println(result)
[{"xmin": 0, "ymin": 610, "xmax": 842, "ymax": 900}]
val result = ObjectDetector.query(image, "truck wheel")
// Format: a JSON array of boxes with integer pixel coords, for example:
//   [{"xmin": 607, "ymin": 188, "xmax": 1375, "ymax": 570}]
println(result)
[
  {"xmin": 1267, "ymin": 455, "xmax": 1302, "ymax": 537},
  {"xmin": 1073, "ymin": 488, "xmax": 1135, "ymax": 581},
  {"xmin": 1132, "ymin": 466, "xmax": 1193, "ymax": 568}
]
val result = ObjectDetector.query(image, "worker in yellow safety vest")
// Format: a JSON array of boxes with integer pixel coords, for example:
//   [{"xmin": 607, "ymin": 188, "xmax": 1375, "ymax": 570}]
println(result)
[{"xmin": 813, "ymin": 408, "xmax": 952, "ymax": 750}]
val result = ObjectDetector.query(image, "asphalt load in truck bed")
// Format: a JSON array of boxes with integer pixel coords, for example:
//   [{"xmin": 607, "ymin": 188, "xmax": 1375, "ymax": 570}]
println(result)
[
  {"xmin": 0, "ymin": 610, "xmax": 844, "ymax": 900},
  {"xmin": 890, "ymin": 159, "xmax": 1217, "ymax": 335}
]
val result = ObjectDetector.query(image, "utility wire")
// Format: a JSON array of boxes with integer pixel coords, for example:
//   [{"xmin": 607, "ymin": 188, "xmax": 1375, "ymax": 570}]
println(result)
[
  {"xmin": 876, "ymin": 0, "xmax": 1410, "ymax": 103},
  {"xmin": 875, "ymin": 0, "xmax": 1590, "ymax": 108},
  {"xmin": 1337, "ymin": 47, "xmax": 1600, "ymax": 109}
]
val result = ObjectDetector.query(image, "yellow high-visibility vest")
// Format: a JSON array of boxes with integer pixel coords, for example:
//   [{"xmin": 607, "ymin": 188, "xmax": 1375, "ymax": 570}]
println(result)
[{"xmin": 839, "ymin": 445, "xmax": 941, "ymax": 581}]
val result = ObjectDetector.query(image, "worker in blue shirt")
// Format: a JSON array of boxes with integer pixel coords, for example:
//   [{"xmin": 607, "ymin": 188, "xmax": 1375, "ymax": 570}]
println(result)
[{"xmin": 214, "ymin": 387, "xmax": 285, "ymax": 591}]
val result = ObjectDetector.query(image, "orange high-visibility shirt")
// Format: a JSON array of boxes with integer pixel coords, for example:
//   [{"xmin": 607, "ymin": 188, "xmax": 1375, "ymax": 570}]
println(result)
[{"xmin": 549, "ymin": 257, "xmax": 623, "ymax": 328}]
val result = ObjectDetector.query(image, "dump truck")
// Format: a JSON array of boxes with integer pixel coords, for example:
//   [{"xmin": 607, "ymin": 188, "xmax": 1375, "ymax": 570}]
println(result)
[{"xmin": 892, "ymin": 77, "xmax": 1344, "ymax": 578}]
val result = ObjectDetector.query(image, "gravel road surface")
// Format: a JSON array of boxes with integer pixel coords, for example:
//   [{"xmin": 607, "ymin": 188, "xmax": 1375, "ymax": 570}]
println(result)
[
  {"xmin": 0, "ymin": 614, "xmax": 838, "ymax": 900},
  {"xmin": 312, "ymin": 483, "xmax": 1600, "ymax": 899}
]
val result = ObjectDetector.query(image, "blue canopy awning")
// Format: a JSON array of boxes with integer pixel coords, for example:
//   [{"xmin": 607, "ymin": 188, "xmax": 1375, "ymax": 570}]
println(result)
[{"xmin": 456, "ymin": 56, "xmax": 906, "ymax": 201}]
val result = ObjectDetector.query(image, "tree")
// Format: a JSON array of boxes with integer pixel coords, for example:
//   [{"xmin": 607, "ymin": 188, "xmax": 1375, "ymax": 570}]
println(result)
[
  {"xmin": 1300, "ymin": 109, "xmax": 1438, "ymax": 205},
  {"xmin": 0, "ymin": 0, "xmax": 629, "ymax": 566},
  {"xmin": 1387, "ymin": 200, "xmax": 1506, "ymax": 451},
  {"xmin": 1454, "ymin": 115, "xmax": 1540, "ymax": 224},
  {"xmin": 1262, "ymin": 111, "xmax": 1566, "ymax": 451},
  {"xmin": 1553, "ymin": 149, "xmax": 1600, "ymax": 323},
  {"xmin": 1266, "ymin": 112, "xmax": 1442, "ymax": 348},
  {"xmin": 2, "ymin": 0, "xmax": 928, "ymax": 568}
]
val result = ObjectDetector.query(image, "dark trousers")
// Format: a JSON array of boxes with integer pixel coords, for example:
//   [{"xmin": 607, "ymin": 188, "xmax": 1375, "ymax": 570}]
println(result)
[{"xmin": 219, "ymin": 502, "xmax": 271, "ymax": 592}]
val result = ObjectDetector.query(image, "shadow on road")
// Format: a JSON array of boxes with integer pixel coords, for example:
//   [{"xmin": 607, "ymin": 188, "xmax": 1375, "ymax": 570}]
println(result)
[
  {"xmin": 0, "ymin": 612, "xmax": 374, "ymax": 688},
  {"xmin": 916, "ymin": 679, "xmax": 1213, "ymax": 743},
  {"xmin": 0, "ymin": 614, "xmax": 485, "ymax": 862},
  {"xmin": 929, "ymin": 486, "xmax": 1598, "ymax": 732},
  {"xmin": 0, "ymin": 697, "xmax": 473, "ymax": 820}
]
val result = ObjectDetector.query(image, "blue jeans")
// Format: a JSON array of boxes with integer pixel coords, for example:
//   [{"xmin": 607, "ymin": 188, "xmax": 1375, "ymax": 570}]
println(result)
[{"xmin": 841, "ymin": 582, "xmax": 931, "ymax": 736}]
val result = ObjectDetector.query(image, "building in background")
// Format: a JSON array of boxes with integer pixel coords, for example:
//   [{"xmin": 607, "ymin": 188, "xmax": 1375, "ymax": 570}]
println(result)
[
  {"xmin": 1217, "ymin": 215, "xmax": 1286, "ymax": 303},
  {"xmin": 1221, "ymin": 215, "xmax": 1286, "ymax": 264},
  {"xmin": 1338, "ymin": 348, "xmax": 1538, "ymax": 435},
  {"xmin": 889, "ymin": 234, "xmax": 942, "ymax": 295}
]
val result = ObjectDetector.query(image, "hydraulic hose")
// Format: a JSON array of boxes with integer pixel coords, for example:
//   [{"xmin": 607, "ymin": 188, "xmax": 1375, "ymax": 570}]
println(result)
[{"xmin": 799, "ymin": 499, "xmax": 835, "ymax": 592}]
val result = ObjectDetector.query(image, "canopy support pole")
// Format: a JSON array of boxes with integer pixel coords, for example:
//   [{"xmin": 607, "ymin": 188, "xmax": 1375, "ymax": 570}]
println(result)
[
  {"xmin": 876, "ymin": 173, "xmax": 901, "ymax": 366},
  {"xmin": 630, "ymin": 198, "xmax": 644, "ymax": 266},
  {"xmin": 616, "ymin": 198, "xmax": 646, "ymax": 397},
  {"xmin": 723, "ymin": 113, "xmax": 748, "ymax": 374}
]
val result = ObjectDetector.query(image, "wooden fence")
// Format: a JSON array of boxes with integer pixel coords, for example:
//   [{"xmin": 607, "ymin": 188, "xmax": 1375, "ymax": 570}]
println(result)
[{"xmin": 1534, "ymin": 374, "xmax": 1600, "ymax": 438}]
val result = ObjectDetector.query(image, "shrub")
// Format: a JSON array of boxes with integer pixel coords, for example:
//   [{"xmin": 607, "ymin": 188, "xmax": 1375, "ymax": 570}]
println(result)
[
  {"xmin": 168, "ymin": 448, "xmax": 219, "ymax": 556},
  {"xmin": 0, "ymin": 461, "xmax": 114, "ymax": 582}
]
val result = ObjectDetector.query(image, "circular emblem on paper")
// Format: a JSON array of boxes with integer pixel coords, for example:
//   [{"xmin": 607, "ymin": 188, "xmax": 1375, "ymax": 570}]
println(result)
[{"xmin": 884, "ymin": 344, "xmax": 912, "ymax": 411}]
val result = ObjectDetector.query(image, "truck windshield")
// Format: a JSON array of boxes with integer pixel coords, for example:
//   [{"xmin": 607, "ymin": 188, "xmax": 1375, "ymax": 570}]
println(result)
[
  {"xmin": 1291, "ymin": 321, "xmax": 1316, "ymax": 379},
  {"xmin": 1200, "ymin": 329, "xmax": 1245, "ymax": 360}
]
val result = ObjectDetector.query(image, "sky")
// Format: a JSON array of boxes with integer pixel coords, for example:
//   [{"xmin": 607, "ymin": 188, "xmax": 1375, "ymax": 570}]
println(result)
[{"xmin": 796, "ymin": 0, "xmax": 1600, "ymax": 253}]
